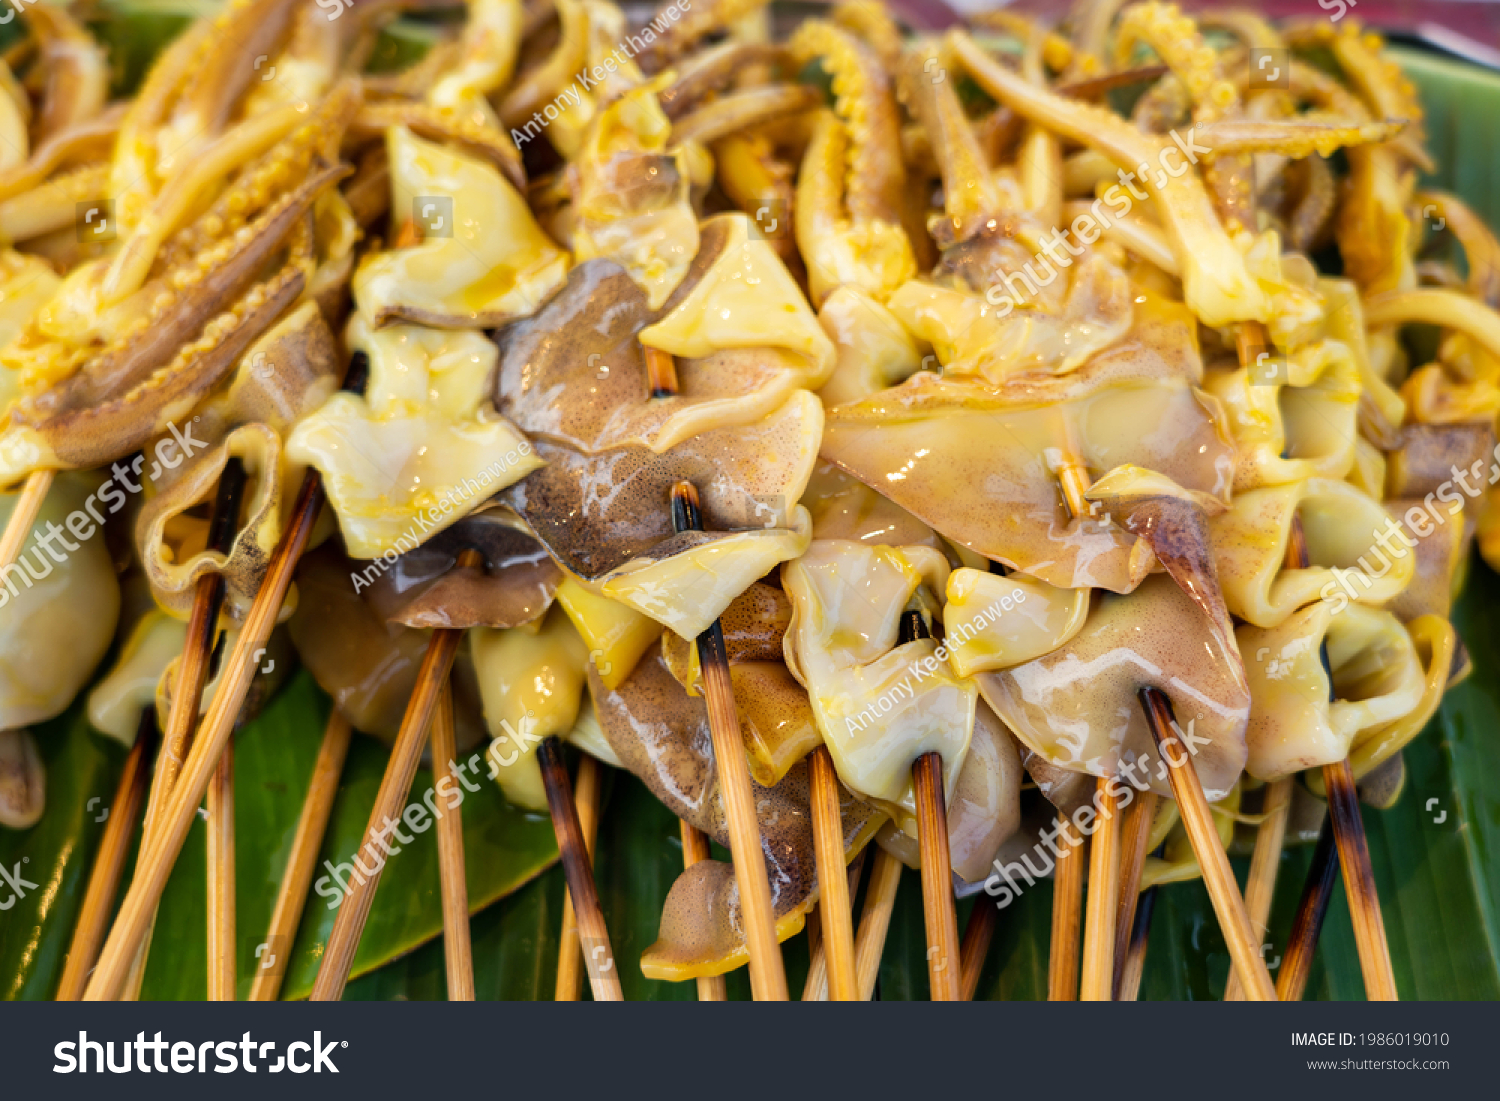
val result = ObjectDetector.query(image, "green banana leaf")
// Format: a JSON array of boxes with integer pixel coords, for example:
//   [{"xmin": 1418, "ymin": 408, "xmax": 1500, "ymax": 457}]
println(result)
[
  {"xmin": 3, "ymin": 11, "xmax": 1500, "ymax": 1001},
  {"xmin": 0, "ymin": 669, "xmax": 559, "ymax": 1001}
]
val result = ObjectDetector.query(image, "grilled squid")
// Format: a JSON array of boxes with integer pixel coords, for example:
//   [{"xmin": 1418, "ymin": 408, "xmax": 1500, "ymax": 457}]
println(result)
[
  {"xmin": 498, "ymin": 216, "xmax": 822, "ymax": 636},
  {"xmin": 1237, "ymin": 600, "xmax": 1425, "ymax": 780},
  {"xmin": 592, "ymin": 642, "xmax": 882, "ymax": 980},
  {"xmin": 976, "ymin": 574, "xmax": 1250, "ymax": 802},
  {"xmin": 353, "ymin": 126, "xmax": 567, "ymax": 328},
  {"xmin": 783, "ymin": 539, "xmax": 974, "ymax": 829},
  {"xmin": 1210, "ymin": 477, "xmax": 1416, "ymax": 627},
  {"xmin": 286, "ymin": 316, "xmax": 542, "ymax": 559},
  {"xmin": 791, "ymin": 21, "xmax": 914, "ymax": 306}
]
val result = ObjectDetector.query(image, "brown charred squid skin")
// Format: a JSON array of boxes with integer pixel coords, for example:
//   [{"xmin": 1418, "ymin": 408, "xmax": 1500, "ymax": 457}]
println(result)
[
  {"xmin": 41, "ymin": 263, "xmax": 309, "ymax": 470},
  {"xmin": 34, "ymin": 163, "xmax": 349, "ymax": 419},
  {"xmin": 166, "ymin": 0, "xmax": 302, "ymax": 140},
  {"xmin": 152, "ymin": 81, "xmax": 364, "ymax": 279}
]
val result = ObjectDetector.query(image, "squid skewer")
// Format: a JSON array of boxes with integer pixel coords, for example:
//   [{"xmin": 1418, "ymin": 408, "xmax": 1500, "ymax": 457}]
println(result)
[
  {"xmin": 0, "ymin": 4, "xmax": 110, "ymax": 564},
  {"xmin": 537, "ymin": 731, "xmax": 622, "ymax": 1001},
  {"xmin": 1139, "ymin": 686, "xmax": 1276, "ymax": 1000},
  {"xmin": 83, "ymin": 356, "xmax": 368, "ymax": 1001},
  {"xmin": 670, "ymin": 478, "xmax": 788, "ymax": 1000},
  {"xmin": 1048, "ymin": 444, "xmax": 1104, "ymax": 1011},
  {"xmin": 1211, "ymin": 315, "xmax": 1298, "ymax": 1002},
  {"xmin": 637, "ymin": 341, "xmax": 788, "ymax": 1000},
  {"xmin": 311, "ymin": 549, "xmax": 481, "ymax": 1001},
  {"xmin": 1053, "ymin": 449, "xmax": 1120, "ymax": 1002},
  {"xmin": 1279, "ymin": 505, "xmax": 1398, "ymax": 1001},
  {"xmin": 944, "ymin": 19, "xmax": 1331, "ymax": 1004},
  {"xmin": 899, "ymin": 611, "xmax": 961, "ymax": 1001}
]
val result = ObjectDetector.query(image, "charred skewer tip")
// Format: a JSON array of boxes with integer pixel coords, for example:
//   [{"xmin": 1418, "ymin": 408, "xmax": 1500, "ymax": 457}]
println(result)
[{"xmin": 669, "ymin": 478, "xmax": 788, "ymax": 1001}]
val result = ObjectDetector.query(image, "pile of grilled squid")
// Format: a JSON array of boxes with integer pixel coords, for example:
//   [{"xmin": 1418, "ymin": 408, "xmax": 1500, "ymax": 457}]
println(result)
[{"xmin": 0, "ymin": 0, "xmax": 1493, "ymax": 993}]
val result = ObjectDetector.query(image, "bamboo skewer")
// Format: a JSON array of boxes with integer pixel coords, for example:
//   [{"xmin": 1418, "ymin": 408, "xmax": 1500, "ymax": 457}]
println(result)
[
  {"xmin": 670, "ymin": 480, "xmax": 787, "ymax": 1000},
  {"xmin": 1111, "ymin": 790, "xmax": 1159, "ymax": 999},
  {"xmin": 649, "ymin": 342, "xmax": 784, "ymax": 999},
  {"xmin": 853, "ymin": 846, "xmax": 903, "ymax": 1000},
  {"xmin": 537, "ymin": 736, "xmax": 622, "ymax": 1001},
  {"xmin": 679, "ymin": 819, "xmax": 729, "ymax": 1002},
  {"xmin": 204, "ymin": 461, "xmax": 249, "ymax": 1003},
  {"xmin": 1276, "ymin": 817, "xmax": 1338, "ymax": 1001},
  {"xmin": 431, "ymin": 681, "xmax": 474, "ymax": 1001},
  {"xmin": 1325, "ymin": 758, "xmax": 1398, "ymax": 999},
  {"xmin": 800, "ymin": 849, "xmax": 867, "ymax": 1001},
  {"xmin": 555, "ymin": 754, "xmax": 603, "ymax": 1001},
  {"xmin": 123, "ymin": 458, "xmax": 247, "ymax": 999},
  {"xmin": 808, "ymin": 745, "xmax": 858, "ymax": 1000},
  {"xmin": 913, "ymin": 750, "xmax": 961, "ymax": 1000},
  {"xmin": 805, "ymin": 901, "xmax": 822, "ymax": 975},
  {"xmin": 1116, "ymin": 885, "xmax": 1156, "ymax": 1001},
  {"xmin": 894, "ymin": 610, "xmax": 961, "ymax": 1001},
  {"xmin": 1080, "ymin": 776, "xmax": 1121, "ymax": 1000},
  {"xmin": 55, "ymin": 711, "xmax": 156, "ymax": 1000},
  {"xmin": 85, "ymin": 359, "xmax": 369, "ymax": 1001},
  {"xmin": 798, "ymin": 858, "xmax": 870, "ymax": 1002},
  {"xmin": 1139, "ymin": 686, "xmax": 1276, "ymax": 1000},
  {"xmin": 247, "ymin": 709, "xmax": 352, "ymax": 1001},
  {"xmin": 958, "ymin": 891, "xmax": 998, "ymax": 1000},
  {"xmin": 0, "ymin": 468, "xmax": 54, "ymax": 570},
  {"xmin": 309, "ymin": 550, "xmax": 479, "ymax": 1002},
  {"xmin": 645, "ymin": 345, "xmax": 679, "ymax": 397},
  {"xmin": 206, "ymin": 734, "xmax": 236, "ymax": 1000},
  {"xmin": 1047, "ymin": 440, "xmax": 1091, "ymax": 1003},
  {"xmin": 1283, "ymin": 512, "xmax": 1398, "ymax": 1001},
  {"xmin": 1048, "ymin": 823, "xmax": 1084, "ymax": 1000},
  {"xmin": 1225, "ymin": 777, "xmax": 1292, "ymax": 1001}
]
